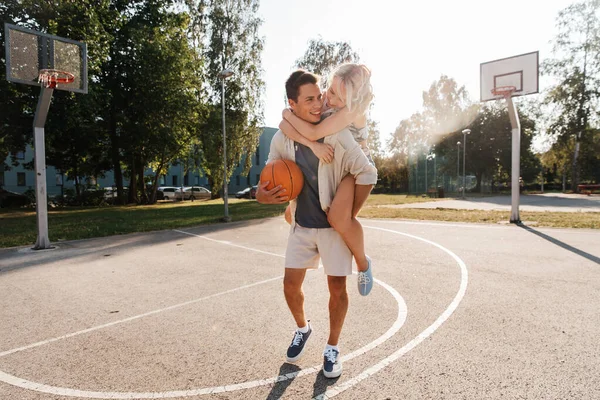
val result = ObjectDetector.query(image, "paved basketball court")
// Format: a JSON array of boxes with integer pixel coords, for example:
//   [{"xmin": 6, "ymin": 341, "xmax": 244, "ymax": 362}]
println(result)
[{"xmin": 1, "ymin": 217, "xmax": 599, "ymax": 399}]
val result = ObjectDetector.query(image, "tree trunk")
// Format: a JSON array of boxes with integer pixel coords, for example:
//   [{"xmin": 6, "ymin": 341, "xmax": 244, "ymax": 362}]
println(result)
[
  {"xmin": 475, "ymin": 171, "xmax": 482, "ymax": 193},
  {"xmin": 109, "ymin": 113, "xmax": 124, "ymax": 205},
  {"xmin": 149, "ymin": 157, "xmax": 165, "ymax": 204},
  {"xmin": 138, "ymin": 157, "xmax": 148, "ymax": 205},
  {"xmin": 572, "ymin": 136, "xmax": 581, "ymax": 193},
  {"xmin": 128, "ymin": 156, "xmax": 138, "ymax": 204}
]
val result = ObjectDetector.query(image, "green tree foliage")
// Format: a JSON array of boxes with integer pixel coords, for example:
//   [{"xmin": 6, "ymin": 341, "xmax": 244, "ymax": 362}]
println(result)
[
  {"xmin": 1, "ymin": 0, "xmax": 266, "ymax": 205},
  {"xmin": 390, "ymin": 75, "xmax": 540, "ymax": 193},
  {"xmin": 295, "ymin": 37, "xmax": 360, "ymax": 84},
  {"xmin": 435, "ymin": 104, "xmax": 540, "ymax": 192},
  {"xmin": 543, "ymin": 0, "xmax": 600, "ymax": 190},
  {"xmin": 193, "ymin": 0, "xmax": 265, "ymax": 198}
]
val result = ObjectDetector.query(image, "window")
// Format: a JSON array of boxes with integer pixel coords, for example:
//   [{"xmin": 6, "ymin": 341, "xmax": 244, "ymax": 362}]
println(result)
[
  {"xmin": 236, "ymin": 176, "xmax": 240, "ymax": 186},
  {"xmin": 255, "ymin": 146, "xmax": 260, "ymax": 165},
  {"xmin": 184, "ymin": 174, "xmax": 189, "ymax": 186},
  {"xmin": 172, "ymin": 175, "xmax": 178, "ymax": 186},
  {"xmin": 17, "ymin": 172, "xmax": 26, "ymax": 186},
  {"xmin": 195, "ymin": 176, "xmax": 200, "ymax": 185},
  {"xmin": 56, "ymin": 174, "xmax": 63, "ymax": 186},
  {"xmin": 159, "ymin": 175, "xmax": 165, "ymax": 185},
  {"xmin": 15, "ymin": 151, "xmax": 25, "ymax": 160}
]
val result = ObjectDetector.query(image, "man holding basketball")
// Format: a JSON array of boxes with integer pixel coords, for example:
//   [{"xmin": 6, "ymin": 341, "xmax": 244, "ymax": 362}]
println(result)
[{"xmin": 257, "ymin": 70, "xmax": 377, "ymax": 378}]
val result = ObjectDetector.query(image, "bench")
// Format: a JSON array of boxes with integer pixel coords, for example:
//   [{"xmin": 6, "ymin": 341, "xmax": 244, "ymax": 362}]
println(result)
[
  {"xmin": 578, "ymin": 184, "xmax": 600, "ymax": 195},
  {"xmin": 427, "ymin": 188, "xmax": 438, "ymax": 198}
]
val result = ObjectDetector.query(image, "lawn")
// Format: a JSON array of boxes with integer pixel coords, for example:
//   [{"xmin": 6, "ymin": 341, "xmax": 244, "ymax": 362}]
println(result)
[
  {"xmin": 1, "ymin": 194, "xmax": 598, "ymax": 248},
  {"xmin": 0, "ymin": 199, "xmax": 286, "ymax": 248}
]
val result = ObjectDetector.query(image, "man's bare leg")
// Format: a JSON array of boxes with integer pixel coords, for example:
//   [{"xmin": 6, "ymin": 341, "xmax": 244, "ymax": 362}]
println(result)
[
  {"xmin": 283, "ymin": 268, "xmax": 307, "ymax": 327},
  {"xmin": 326, "ymin": 275, "xmax": 348, "ymax": 346}
]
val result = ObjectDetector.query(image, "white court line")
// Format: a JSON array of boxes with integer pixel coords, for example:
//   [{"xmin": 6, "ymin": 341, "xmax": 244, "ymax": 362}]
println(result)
[
  {"xmin": 0, "ymin": 275, "xmax": 284, "ymax": 359},
  {"xmin": 314, "ymin": 225, "xmax": 469, "ymax": 399},
  {"xmin": 360, "ymin": 218, "xmax": 501, "ymax": 229},
  {"xmin": 0, "ymin": 228, "xmax": 407, "ymax": 398}
]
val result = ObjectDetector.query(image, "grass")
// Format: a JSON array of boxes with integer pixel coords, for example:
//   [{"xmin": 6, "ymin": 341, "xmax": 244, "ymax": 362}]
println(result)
[
  {"xmin": 358, "ymin": 206, "xmax": 600, "ymax": 229},
  {"xmin": 1, "ymin": 194, "xmax": 598, "ymax": 248},
  {"xmin": 0, "ymin": 199, "xmax": 286, "ymax": 248}
]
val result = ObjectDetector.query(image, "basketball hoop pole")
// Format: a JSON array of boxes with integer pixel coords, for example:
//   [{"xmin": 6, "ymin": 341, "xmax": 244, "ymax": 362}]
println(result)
[
  {"xmin": 32, "ymin": 86, "xmax": 54, "ymax": 249},
  {"xmin": 505, "ymin": 95, "xmax": 521, "ymax": 224}
]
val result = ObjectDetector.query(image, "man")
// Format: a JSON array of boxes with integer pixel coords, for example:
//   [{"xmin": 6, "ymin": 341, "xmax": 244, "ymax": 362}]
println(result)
[{"xmin": 256, "ymin": 70, "xmax": 377, "ymax": 378}]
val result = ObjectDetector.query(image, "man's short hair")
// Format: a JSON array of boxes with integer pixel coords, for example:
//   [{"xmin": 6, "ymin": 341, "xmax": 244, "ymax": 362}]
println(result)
[{"xmin": 285, "ymin": 70, "xmax": 320, "ymax": 102}]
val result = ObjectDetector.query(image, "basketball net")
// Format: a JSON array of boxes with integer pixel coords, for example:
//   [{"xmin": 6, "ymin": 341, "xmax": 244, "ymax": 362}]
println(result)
[
  {"xmin": 38, "ymin": 69, "xmax": 75, "ymax": 89},
  {"xmin": 491, "ymin": 86, "xmax": 516, "ymax": 99}
]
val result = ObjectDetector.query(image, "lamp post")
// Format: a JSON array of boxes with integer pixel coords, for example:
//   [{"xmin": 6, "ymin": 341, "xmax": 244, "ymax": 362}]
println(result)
[
  {"xmin": 456, "ymin": 141, "xmax": 461, "ymax": 193},
  {"xmin": 425, "ymin": 151, "xmax": 428, "ymax": 193},
  {"xmin": 462, "ymin": 129, "xmax": 471, "ymax": 199},
  {"xmin": 219, "ymin": 68, "xmax": 234, "ymax": 222}
]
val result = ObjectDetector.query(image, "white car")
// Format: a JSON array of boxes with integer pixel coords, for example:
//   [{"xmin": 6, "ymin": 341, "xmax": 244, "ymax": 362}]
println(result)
[
  {"xmin": 173, "ymin": 186, "xmax": 211, "ymax": 201},
  {"xmin": 158, "ymin": 186, "xmax": 179, "ymax": 200}
]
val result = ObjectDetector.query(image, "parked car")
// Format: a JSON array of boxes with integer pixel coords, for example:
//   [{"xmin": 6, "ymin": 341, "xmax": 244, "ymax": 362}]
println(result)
[
  {"xmin": 235, "ymin": 185, "xmax": 258, "ymax": 199},
  {"xmin": 0, "ymin": 188, "xmax": 31, "ymax": 208},
  {"xmin": 173, "ymin": 186, "xmax": 211, "ymax": 201},
  {"xmin": 158, "ymin": 186, "xmax": 179, "ymax": 200}
]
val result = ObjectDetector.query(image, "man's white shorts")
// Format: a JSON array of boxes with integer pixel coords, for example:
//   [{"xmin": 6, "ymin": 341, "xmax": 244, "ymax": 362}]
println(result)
[{"xmin": 285, "ymin": 224, "xmax": 352, "ymax": 276}]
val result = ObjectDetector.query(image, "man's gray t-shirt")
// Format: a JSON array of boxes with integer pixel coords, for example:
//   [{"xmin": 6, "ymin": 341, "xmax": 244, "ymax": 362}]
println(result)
[{"xmin": 294, "ymin": 140, "xmax": 331, "ymax": 228}]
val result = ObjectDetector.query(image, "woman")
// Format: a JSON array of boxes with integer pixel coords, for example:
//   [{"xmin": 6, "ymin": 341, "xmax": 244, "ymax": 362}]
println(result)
[{"xmin": 278, "ymin": 63, "xmax": 375, "ymax": 296}]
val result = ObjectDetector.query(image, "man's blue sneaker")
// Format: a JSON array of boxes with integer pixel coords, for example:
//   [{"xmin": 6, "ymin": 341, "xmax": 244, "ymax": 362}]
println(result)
[
  {"xmin": 357, "ymin": 255, "xmax": 373, "ymax": 296},
  {"xmin": 323, "ymin": 347, "xmax": 342, "ymax": 378},
  {"xmin": 286, "ymin": 322, "xmax": 312, "ymax": 363}
]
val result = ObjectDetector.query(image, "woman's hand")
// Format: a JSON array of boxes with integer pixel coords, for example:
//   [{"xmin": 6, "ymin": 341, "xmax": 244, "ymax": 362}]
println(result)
[{"xmin": 309, "ymin": 141, "xmax": 334, "ymax": 164}]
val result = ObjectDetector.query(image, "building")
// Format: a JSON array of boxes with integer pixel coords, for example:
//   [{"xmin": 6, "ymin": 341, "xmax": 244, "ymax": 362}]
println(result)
[{"xmin": 0, "ymin": 127, "xmax": 277, "ymax": 197}]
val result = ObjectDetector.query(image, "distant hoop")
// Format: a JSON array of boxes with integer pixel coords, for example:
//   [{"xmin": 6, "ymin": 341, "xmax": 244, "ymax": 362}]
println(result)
[
  {"xmin": 38, "ymin": 69, "xmax": 75, "ymax": 88},
  {"xmin": 491, "ymin": 85, "xmax": 516, "ymax": 98}
]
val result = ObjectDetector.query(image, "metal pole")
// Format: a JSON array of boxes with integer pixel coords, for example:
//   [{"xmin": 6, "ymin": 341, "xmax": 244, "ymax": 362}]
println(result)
[
  {"xmin": 415, "ymin": 155, "xmax": 418, "ymax": 194},
  {"xmin": 221, "ymin": 78, "xmax": 230, "ymax": 222},
  {"xmin": 506, "ymin": 95, "xmax": 521, "ymax": 223},
  {"xmin": 463, "ymin": 135, "xmax": 467, "ymax": 199},
  {"xmin": 425, "ymin": 154, "xmax": 428, "ymax": 193},
  {"xmin": 456, "ymin": 142, "xmax": 460, "ymax": 193},
  {"xmin": 32, "ymin": 86, "xmax": 54, "ymax": 250},
  {"xmin": 433, "ymin": 155, "xmax": 437, "ymax": 188}
]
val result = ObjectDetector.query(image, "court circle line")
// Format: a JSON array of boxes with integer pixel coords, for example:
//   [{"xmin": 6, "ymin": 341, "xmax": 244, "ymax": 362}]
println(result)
[
  {"xmin": 0, "ymin": 229, "xmax": 407, "ymax": 399},
  {"xmin": 314, "ymin": 225, "xmax": 469, "ymax": 399}
]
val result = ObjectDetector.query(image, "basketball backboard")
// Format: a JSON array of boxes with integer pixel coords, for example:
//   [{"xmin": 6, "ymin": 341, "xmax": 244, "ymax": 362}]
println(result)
[
  {"xmin": 480, "ymin": 51, "xmax": 538, "ymax": 102},
  {"xmin": 4, "ymin": 23, "xmax": 87, "ymax": 93}
]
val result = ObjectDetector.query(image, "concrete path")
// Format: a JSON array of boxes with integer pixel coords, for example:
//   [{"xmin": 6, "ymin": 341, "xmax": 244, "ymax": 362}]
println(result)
[
  {"xmin": 1, "ymin": 218, "xmax": 599, "ymax": 399},
  {"xmin": 389, "ymin": 193, "xmax": 600, "ymax": 213}
]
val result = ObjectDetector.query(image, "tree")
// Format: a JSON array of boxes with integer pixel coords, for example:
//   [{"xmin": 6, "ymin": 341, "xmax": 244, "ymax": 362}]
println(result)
[
  {"xmin": 194, "ymin": 0, "xmax": 265, "ymax": 199},
  {"xmin": 388, "ymin": 75, "xmax": 475, "ymax": 192},
  {"xmin": 543, "ymin": 0, "xmax": 600, "ymax": 191},
  {"xmin": 294, "ymin": 37, "xmax": 360, "ymax": 83}
]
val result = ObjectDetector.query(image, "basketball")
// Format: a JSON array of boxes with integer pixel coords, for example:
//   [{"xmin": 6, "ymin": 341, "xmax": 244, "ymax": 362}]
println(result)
[{"xmin": 260, "ymin": 159, "xmax": 304, "ymax": 201}]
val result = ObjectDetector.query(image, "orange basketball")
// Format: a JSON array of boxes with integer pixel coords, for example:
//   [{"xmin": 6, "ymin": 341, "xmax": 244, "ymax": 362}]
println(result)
[{"xmin": 260, "ymin": 159, "xmax": 304, "ymax": 200}]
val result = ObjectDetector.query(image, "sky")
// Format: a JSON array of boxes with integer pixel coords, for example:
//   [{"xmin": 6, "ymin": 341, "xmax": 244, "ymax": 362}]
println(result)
[{"xmin": 257, "ymin": 0, "xmax": 575, "ymax": 148}]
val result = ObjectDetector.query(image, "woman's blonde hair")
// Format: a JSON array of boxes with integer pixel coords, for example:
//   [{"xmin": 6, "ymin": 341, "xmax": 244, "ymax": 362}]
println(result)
[{"xmin": 328, "ymin": 63, "xmax": 373, "ymax": 115}]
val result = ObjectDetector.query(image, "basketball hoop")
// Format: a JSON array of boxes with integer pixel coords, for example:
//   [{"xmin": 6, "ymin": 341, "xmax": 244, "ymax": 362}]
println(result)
[
  {"xmin": 491, "ymin": 85, "xmax": 516, "ymax": 98},
  {"xmin": 38, "ymin": 69, "xmax": 75, "ymax": 88}
]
